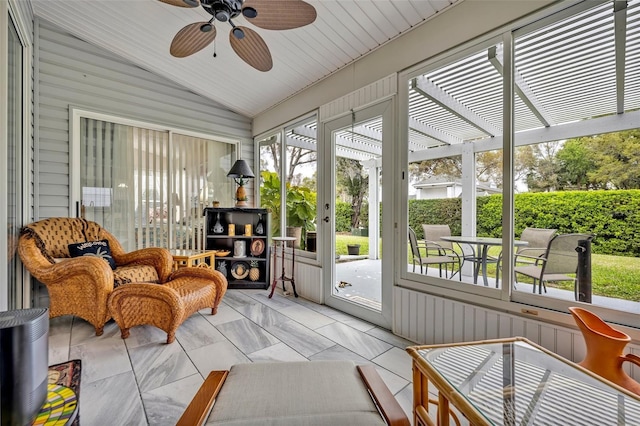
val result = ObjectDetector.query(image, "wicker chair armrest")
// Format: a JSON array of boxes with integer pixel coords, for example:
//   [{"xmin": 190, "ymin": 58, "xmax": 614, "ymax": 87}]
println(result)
[
  {"xmin": 115, "ymin": 247, "xmax": 173, "ymax": 283},
  {"xmin": 28, "ymin": 256, "xmax": 114, "ymax": 291}
]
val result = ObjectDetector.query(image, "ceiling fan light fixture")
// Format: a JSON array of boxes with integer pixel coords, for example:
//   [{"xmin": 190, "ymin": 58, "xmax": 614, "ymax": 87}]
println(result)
[
  {"xmin": 182, "ymin": 0, "xmax": 199, "ymax": 6},
  {"xmin": 200, "ymin": 23, "xmax": 213, "ymax": 32},
  {"xmin": 242, "ymin": 7, "xmax": 257, "ymax": 19},
  {"xmin": 215, "ymin": 9, "xmax": 230, "ymax": 21},
  {"xmin": 232, "ymin": 27, "xmax": 245, "ymax": 39}
]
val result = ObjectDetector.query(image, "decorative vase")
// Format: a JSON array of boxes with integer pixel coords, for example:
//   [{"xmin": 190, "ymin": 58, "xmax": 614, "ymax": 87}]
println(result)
[
  {"xmin": 569, "ymin": 307, "xmax": 640, "ymax": 396},
  {"xmin": 255, "ymin": 214, "xmax": 264, "ymax": 235},
  {"xmin": 213, "ymin": 213, "xmax": 224, "ymax": 234}
]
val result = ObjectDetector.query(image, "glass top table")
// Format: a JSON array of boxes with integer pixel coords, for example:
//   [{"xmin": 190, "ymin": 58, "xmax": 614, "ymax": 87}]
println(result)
[{"xmin": 407, "ymin": 337, "xmax": 640, "ymax": 425}]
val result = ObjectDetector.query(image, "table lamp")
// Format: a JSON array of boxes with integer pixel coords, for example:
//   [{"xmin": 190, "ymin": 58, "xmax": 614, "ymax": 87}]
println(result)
[{"xmin": 227, "ymin": 159, "xmax": 255, "ymax": 207}]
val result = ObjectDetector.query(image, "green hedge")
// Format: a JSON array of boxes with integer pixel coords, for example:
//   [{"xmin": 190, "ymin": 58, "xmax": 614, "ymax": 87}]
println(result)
[
  {"xmin": 409, "ymin": 189, "xmax": 640, "ymax": 257},
  {"xmin": 335, "ymin": 201, "xmax": 352, "ymax": 232}
]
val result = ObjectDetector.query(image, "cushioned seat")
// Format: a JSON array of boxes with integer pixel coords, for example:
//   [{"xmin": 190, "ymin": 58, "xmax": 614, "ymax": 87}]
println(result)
[{"xmin": 178, "ymin": 360, "xmax": 409, "ymax": 426}]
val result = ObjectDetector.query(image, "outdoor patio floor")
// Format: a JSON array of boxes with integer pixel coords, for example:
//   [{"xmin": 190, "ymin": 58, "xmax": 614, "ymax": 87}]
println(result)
[{"xmin": 334, "ymin": 258, "xmax": 639, "ymax": 314}]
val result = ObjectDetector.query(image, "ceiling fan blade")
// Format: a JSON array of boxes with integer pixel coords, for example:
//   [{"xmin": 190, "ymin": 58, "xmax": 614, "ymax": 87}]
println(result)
[
  {"xmin": 229, "ymin": 26, "xmax": 273, "ymax": 72},
  {"xmin": 170, "ymin": 22, "xmax": 217, "ymax": 58},
  {"xmin": 158, "ymin": 0, "xmax": 199, "ymax": 8},
  {"xmin": 242, "ymin": 0, "xmax": 317, "ymax": 31}
]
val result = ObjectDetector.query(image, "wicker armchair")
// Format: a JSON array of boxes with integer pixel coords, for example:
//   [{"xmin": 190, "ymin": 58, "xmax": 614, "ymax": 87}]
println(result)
[{"xmin": 18, "ymin": 217, "xmax": 175, "ymax": 336}]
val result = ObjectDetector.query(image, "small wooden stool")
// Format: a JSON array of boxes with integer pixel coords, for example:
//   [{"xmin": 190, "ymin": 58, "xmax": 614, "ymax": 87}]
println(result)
[{"xmin": 178, "ymin": 360, "xmax": 410, "ymax": 426}]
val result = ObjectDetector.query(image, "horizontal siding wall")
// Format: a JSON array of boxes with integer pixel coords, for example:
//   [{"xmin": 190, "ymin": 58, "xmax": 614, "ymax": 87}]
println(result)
[
  {"xmin": 35, "ymin": 18, "xmax": 253, "ymax": 220},
  {"xmin": 394, "ymin": 286, "xmax": 640, "ymax": 381},
  {"xmin": 268, "ymin": 249, "xmax": 323, "ymax": 303}
]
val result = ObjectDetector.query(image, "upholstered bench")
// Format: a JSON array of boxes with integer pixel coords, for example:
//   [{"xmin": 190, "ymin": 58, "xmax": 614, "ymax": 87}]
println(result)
[
  {"xmin": 177, "ymin": 360, "xmax": 410, "ymax": 426},
  {"xmin": 108, "ymin": 267, "xmax": 226, "ymax": 344}
]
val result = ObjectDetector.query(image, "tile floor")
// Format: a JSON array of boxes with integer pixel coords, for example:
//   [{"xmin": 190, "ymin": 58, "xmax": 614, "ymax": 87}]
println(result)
[{"xmin": 48, "ymin": 288, "xmax": 418, "ymax": 425}]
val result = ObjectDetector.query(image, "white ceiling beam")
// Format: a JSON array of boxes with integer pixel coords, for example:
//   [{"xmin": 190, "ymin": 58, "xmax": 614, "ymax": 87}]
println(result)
[
  {"xmin": 614, "ymin": 0, "xmax": 627, "ymax": 114},
  {"xmin": 411, "ymin": 75, "xmax": 501, "ymax": 137},
  {"xmin": 488, "ymin": 45, "xmax": 555, "ymax": 127}
]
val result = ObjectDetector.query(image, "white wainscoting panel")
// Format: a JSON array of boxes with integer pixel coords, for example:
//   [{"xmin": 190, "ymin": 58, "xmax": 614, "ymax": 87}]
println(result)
[{"xmin": 394, "ymin": 286, "xmax": 640, "ymax": 380}]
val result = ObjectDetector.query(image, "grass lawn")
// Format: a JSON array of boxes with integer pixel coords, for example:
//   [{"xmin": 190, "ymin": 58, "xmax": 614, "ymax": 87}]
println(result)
[{"xmin": 335, "ymin": 234, "xmax": 640, "ymax": 302}]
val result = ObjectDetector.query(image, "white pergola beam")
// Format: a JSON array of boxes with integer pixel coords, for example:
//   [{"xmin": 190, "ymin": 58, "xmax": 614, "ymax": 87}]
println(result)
[
  {"xmin": 409, "ymin": 117, "xmax": 463, "ymax": 145},
  {"xmin": 408, "ymin": 109, "xmax": 640, "ymax": 162},
  {"xmin": 411, "ymin": 75, "xmax": 501, "ymax": 137},
  {"xmin": 488, "ymin": 45, "xmax": 555, "ymax": 127}
]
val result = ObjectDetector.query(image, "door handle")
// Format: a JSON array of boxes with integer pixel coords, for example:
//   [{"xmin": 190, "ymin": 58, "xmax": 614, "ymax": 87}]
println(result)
[{"xmin": 323, "ymin": 216, "xmax": 330, "ymax": 223}]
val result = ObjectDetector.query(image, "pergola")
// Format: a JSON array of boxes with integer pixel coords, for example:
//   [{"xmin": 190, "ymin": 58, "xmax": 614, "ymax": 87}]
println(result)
[{"xmin": 284, "ymin": 0, "xmax": 640, "ymax": 259}]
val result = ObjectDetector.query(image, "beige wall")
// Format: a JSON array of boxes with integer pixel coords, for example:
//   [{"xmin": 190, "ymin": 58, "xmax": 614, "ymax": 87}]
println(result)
[{"xmin": 252, "ymin": 0, "xmax": 556, "ymax": 135}]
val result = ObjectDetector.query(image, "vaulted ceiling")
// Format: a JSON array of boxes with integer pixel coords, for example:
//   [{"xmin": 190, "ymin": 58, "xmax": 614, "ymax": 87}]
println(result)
[{"xmin": 29, "ymin": 0, "xmax": 461, "ymax": 118}]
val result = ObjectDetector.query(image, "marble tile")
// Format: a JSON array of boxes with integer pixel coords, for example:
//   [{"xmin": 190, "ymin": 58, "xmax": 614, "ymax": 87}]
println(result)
[
  {"xmin": 308, "ymin": 344, "xmax": 370, "ymax": 364},
  {"xmin": 367, "ymin": 326, "xmax": 417, "ymax": 348},
  {"xmin": 128, "ymin": 340, "xmax": 198, "ymax": 392},
  {"xmin": 122, "ymin": 324, "xmax": 169, "ymax": 349},
  {"xmin": 371, "ymin": 346, "xmax": 413, "ymax": 381},
  {"xmin": 315, "ymin": 322, "xmax": 393, "ymax": 360},
  {"xmin": 48, "ymin": 332, "xmax": 71, "ymax": 366},
  {"xmin": 264, "ymin": 320, "xmax": 334, "ymax": 357},
  {"xmin": 216, "ymin": 318, "xmax": 280, "ymax": 354},
  {"xmin": 248, "ymin": 342, "xmax": 309, "ymax": 363},
  {"xmin": 141, "ymin": 373, "xmax": 204, "ymax": 425},
  {"xmin": 69, "ymin": 318, "xmax": 121, "ymax": 346},
  {"xmin": 48, "ymin": 316, "xmax": 74, "ymax": 336},
  {"xmin": 188, "ymin": 340, "xmax": 251, "ymax": 375},
  {"xmin": 221, "ymin": 291, "xmax": 259, "ymax": 310},
  {"xmin": 234, "ymin": 302, "xmax": 289, "ymax": 328},
  {"xmin": 395, "ymin": 383, "xmax": 415, "ymax": 425},
  {"xmin": 69, "ymin": 335, "xmax": 131, "ymax": 385},
  {"xmin": 278, "ymin": 304, "xmax": 336, "ymax": 329},
  {"xmin": 201, "ymin": 302, "xmax": 245, "ymax": 326},
  {"xmin": 243, "ymin": 289, "xmax": 298, "ymax": 309},
  {"xmin": 374, "ymin": 365, "xmax": 410, "ymax": 395},
  {"xmin": 80, "ymin": 371, "xmax": 147, "ymax": 426},
  {"xmin": 175, "ymin": 314, "xmax": 226, "ymax": 351}
]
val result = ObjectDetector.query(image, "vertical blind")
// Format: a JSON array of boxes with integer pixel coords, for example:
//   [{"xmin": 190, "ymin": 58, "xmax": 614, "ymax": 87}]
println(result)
[{"xmin": 80, "ymin": 118, "xmax": 236, "ymax": 251}]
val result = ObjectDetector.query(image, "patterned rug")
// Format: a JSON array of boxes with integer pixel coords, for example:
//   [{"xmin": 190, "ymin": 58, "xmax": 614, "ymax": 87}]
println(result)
[{"xmin": 46, "ymin": 360, "xmax": 82, "ymax": 426}]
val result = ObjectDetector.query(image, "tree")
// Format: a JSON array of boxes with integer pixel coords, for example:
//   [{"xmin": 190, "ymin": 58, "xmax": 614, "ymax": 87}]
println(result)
[
  {"xmin": 555, "ymin": 138, "xmax": 598, "ymax": 190},
  {"xmin": 524, "ymin": 141, "xmax": 562, "ymax": 192},
  {"xmin": 336, "ymin": 158, "xmax": 368, "ymax": 229}
]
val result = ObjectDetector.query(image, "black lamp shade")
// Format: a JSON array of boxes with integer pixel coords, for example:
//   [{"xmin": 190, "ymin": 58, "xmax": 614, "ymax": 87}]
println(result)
[{"xmin": 227, "ymin": 159, "xmax": 255, "ymax": 179}]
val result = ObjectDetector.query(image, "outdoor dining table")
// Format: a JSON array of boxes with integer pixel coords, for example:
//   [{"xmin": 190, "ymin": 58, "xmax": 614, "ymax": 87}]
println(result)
[{"xmin": 440, "ymin": 236, "xmax": 528, "ymax": 287}]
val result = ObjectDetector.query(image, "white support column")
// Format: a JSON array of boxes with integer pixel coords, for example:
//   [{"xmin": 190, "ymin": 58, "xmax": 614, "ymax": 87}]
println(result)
[
  {"xmin": 460, "ymin": 142, "xmax": 477, "ymax": 278},
  {"xmin": 363, "ymin": 158, "xmax": 381, "ymax": 260}
]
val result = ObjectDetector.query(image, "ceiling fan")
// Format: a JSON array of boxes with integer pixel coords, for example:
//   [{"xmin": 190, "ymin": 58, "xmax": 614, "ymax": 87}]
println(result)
[{"xmin": 159, "ymin": 0, "xmax": 317, "ymax": 72}]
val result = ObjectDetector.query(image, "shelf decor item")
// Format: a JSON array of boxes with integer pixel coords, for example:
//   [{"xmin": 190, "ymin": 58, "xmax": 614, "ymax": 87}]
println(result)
[
  {"xmin": 250, "ymin": 239, "xmax": 265, "ymax": 256},
  {"xmin": 255, "ymin": 214, "xmax": 264, "ymax": 235},
  {"xmin": 234, "ymin": 240, "xmax": 247, "ymax": 258},
  {"xmin": 231, "ymin": 261, "xmax": 250, "ymax": 280},
  {"xmin": 213, "ymin": 213, "xmax": 224, "ymax": 234},
  {"xmin": 228, "ymin": 224, "xmax": 235, "ymax": 236},
  {"xmin": 227, "ymin": 159, "xmax": 255, "ymax": 207}
]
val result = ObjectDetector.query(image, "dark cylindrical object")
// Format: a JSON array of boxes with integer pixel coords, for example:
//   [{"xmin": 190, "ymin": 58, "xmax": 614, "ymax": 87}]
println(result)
[
  {"xmin": 306, "ymin": 231, "xmax": 317, "ymax": 252},
  {"xmin": 576, "ymin": 239, "xmax": 592, "ymax": 303},
  {"xmin": 0, "ymin": 308, "xmax": 49, "ymax": 426}
]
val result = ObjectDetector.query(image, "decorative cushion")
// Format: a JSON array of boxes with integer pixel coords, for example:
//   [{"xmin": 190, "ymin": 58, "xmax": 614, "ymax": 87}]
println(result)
[
  {"xmin": 113, "ymin": 265, "xmax": 160, "ymax": 288},
  {"xmin": 68, "ymin": 239, "xmax": 116, "ymax": 270}
]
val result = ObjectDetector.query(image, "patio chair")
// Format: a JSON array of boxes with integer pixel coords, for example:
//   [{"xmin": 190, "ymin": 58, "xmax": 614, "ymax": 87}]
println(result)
[
  {"xmin": 514, "ymin": 227, "xmax": 557, "ymax": 265},
  {"xmin": 408, "ymin": 227, "xmax": 460, "ymax": 279},
  {"xmin": 514, "ymin": 233, "xmax": 594, "ymax": 294},
  {"xmin": 496, "ymin": 227, "xmax": 557, "ymax": 286}
]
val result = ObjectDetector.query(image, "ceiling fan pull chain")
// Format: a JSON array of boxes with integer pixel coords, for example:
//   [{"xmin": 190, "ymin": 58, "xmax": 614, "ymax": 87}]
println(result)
[{"xmin": 213, "ymin": 23, "xmax": 217, "ymax": 58}]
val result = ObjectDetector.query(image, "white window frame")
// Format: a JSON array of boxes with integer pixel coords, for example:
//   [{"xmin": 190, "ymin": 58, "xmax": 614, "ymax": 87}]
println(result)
[{"xmin": 397, "ymin": 0, "xmax": 640, "ymax": 333}]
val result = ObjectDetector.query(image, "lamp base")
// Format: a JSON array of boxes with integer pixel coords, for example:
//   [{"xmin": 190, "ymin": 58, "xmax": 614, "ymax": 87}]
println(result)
[{"xmin": 235, "ymin": 200, "xmax": 248, "ymax": 207}]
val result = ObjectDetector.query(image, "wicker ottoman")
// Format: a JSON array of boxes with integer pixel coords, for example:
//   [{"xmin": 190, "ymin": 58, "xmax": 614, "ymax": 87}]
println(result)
[{"xmin": 108, "ymin": 267, "xmax": 227, "ymax": 344}]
